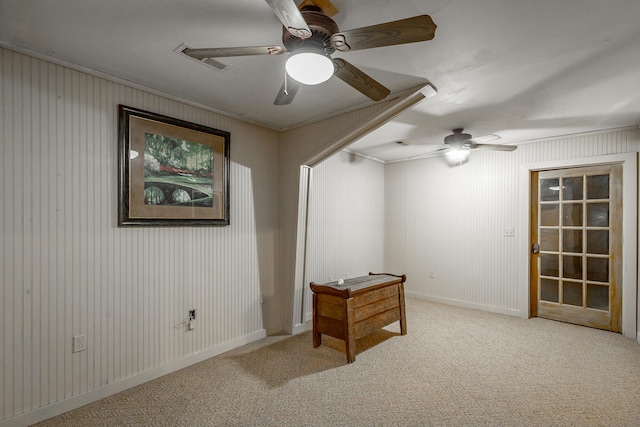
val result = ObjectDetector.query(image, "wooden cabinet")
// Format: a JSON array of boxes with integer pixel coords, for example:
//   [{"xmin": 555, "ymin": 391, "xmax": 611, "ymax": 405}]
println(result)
[{"xmin": 310, "ymin": 273, "xmax": 407, "ymax": 363}]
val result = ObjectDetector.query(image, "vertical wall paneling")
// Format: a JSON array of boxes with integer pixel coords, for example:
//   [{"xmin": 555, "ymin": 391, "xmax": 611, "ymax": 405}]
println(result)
[
  {"xmin": 0, "ymin": 47, "xmax": 280, "ymax": 424},
  {"xmin": 2, "ymin": 45, "xmax": 12, "ymax": 420},
  {"xmin": 384, "ymin": 128, "xmax": 640, "ymax": 316},
  {"xmin": 383, "ymin": 163, "xmax": 408, "ymax": 286},
  {"xmin": 304, "ymin": 152, "xmax": 385, "ymax": 321}
]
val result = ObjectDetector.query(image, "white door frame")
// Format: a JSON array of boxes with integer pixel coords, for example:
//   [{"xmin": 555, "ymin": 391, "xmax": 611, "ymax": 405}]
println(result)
[{"xmin": 517, "ymin": 152, "xmax": 638, "ymax": 339}]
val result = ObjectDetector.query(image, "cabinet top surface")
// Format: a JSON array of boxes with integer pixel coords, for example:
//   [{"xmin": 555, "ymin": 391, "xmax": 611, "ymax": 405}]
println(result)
[{"xmin": 311, "ymin": 274, "xmax": 403, "ymax": 294}]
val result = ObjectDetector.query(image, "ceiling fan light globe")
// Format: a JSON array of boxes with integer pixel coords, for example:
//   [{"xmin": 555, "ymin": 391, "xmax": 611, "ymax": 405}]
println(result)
[
  {"xmin": 286, "ymin": 52, "xmax": 334, "ymax": 85},
  {"xmin": 445, "ymin": 147, "xmax": 471, "ymax": 165}
]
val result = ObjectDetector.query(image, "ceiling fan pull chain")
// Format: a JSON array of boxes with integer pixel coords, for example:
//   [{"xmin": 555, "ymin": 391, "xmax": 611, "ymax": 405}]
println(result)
[{"xmin": 283, "ymin": 68, "xmax": 289, "ymax": 95}]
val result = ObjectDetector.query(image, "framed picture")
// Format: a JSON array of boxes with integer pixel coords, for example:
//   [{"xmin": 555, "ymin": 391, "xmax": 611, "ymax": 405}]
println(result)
[{"xmin": 118, "ymin": 105, "xmax": 230, "ymax": 226}]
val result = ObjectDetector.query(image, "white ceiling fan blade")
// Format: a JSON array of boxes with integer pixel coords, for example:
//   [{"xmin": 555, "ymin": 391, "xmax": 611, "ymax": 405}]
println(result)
[
  {"xmin": 403, "ymin": 139, "xmax": 449, "ymax": 146},
  {"xmin": 466, "ymin": 143, "xmax": 517, "ymax": 151},
  {"xmin": 468, "ymin": 134, "xmax": 501, "ymax": 144},
  {"xmin": 407, "ymin": 146, "xmax": 451, "ymax": 160},
  {"xmin": 409, "ymin": 146, "xmax": 471, "ymax": 166}
]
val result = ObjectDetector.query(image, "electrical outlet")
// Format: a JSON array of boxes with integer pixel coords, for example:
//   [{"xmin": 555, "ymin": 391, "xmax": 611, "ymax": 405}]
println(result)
[
  {"xmin": 188, "ymin": 309, "xmax": 196, "ymax": 321},
  {"xmin": 429, "ymin": 270, "xmax": 435, "ymax": 278},
  {"xmin": 329, "ymin": 275, "xmax": 334, "ymax": 282},
  {"xmin": 73, "ymin": 334, "xmax": 87, "ymax": 353}
]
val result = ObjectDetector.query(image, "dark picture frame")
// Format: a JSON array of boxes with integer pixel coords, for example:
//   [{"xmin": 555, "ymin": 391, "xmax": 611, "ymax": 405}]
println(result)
[{"xmin": 118, "ymin": 105, "xmax": 230, "ymax": 226}]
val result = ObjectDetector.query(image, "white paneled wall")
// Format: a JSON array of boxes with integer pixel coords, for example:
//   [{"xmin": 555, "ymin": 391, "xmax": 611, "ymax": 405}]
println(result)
[
  {"xmin": 304, "ymin": 152, "xmax": 385, "ymax": 320},
  {"xmin": 385, "ymin": 128, "xmax": 640, "ymax": 315},
  {"xmin": 0, "ymin": 48, "xmax": 281, "ymax": 424}
]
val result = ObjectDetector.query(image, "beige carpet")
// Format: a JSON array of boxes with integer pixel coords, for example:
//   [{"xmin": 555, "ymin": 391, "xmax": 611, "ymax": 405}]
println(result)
[{"xmin": 36, "ymin": 298, "xmax": 640, "ymax": 426}]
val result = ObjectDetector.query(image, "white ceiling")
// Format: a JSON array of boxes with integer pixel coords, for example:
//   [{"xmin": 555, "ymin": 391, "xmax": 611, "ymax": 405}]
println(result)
[{"xmin": 2, "ymin": 0, "xmax": 639, "ymax": 162}]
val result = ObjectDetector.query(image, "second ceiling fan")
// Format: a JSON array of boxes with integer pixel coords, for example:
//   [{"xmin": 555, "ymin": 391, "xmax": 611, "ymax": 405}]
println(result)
[
  {"xmin": 407, "ymin": 129, "xmax": 517, "ymax": 165},
  {"xmin": 182, "ymin": 0, "xmax": 437, "ymax": 105}
]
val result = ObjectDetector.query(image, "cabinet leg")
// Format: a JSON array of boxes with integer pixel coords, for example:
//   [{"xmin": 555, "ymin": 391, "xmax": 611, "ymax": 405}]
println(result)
[
  {"xmin": 312, "ymin": 293, "xmax": 321, "ymax": 347},
  {"xmin": 399, "ymin": 283, "xmax": 407, "ymax": 335},
  {"xmin": 346, "ymin": 335, "xmax": 356, "ymax": 363},
  {"xmin": 346, "ymin": 298, "xmax": 356, "ymax": 363}
]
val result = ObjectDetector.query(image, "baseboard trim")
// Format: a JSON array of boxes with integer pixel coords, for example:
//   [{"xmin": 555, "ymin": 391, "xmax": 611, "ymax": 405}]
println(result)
[
  {"xmin": 405, "ymin": 292, "xmax": 524, "ymax": 318},
  {"xmin": 292, "ymin": 322, "xmax": 307, "ymax": 335},
  {"xmin": 1, "ymin": 329, "xmax": 266, "ymax": 427}
]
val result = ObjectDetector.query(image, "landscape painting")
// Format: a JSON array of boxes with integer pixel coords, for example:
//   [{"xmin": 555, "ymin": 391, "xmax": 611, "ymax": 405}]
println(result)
[
  {"xmin": 118, "ymin": 105, "xmax": 230, "ymax": 226},
  {"xmin": 143, "ymin": 133, "xmax": 214, "ymax": 207}
]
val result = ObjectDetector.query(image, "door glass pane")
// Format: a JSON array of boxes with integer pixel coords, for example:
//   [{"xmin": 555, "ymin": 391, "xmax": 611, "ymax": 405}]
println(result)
[
  {"xmin": 586, "ymin": 257, "xmax": 609, "ymax": 282},
  {"xmin": 587, "ymin": 175, "xmax": 609, "ymax": 199},
  {"xmin": 587, "ymin": 230, "xmax": 609, "ymax": 254},
  {"xmin": 563, "ymin": 281, "xmax": 583, "ymax": 306},
  {"xmin": 541, "ymin": 254, "xmax": 559, "ymax": 277},
  {"xmin": 587, "ymin": 203, "xmax": 609, "ymax": 227},
  {"xmin": 540, "ymin": 279, "xmax": 559, "ymax": 302},
  {"xmin": 563, "ymin": 255, "xmax": 582, "ymax": 279},
  {"xmin": 541, "ymin": 204, "xmax": 559, "ymax": 226},
  {"xmin": 562, "ymin": 177, "xmax": 583, "ymax": 200},
  {"xmin": 587, "ymin": 284, "xmax": 609, "ymax": 311},
  {"xmin": 562, "ymin": 230, "xmax": 582, "ymax": 253},
  {"xmin": 540, "ymin": 229, "xmax": 559, "ymax": 252},
  {"xmin": 541, "ymin": 178, "xmax": 560, "ymax": 201},
  {"xmin": 562, "ymin": 203, "xmax": 582, "ymax": 226}
]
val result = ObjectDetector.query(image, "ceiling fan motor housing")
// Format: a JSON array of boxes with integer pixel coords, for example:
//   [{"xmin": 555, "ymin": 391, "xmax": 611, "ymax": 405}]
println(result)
[
  {"xmin": 282, "ymin": 6, "xmax": 339, "ymax": 56},
  {"xmin": 444, "ymin": 128, "xmax": 472, "ymax": 147}
]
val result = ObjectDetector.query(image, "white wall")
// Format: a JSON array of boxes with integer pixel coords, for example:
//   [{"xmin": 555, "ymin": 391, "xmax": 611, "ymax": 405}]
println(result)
[
  {"xmin": 304, "ymin": 152, "xmax": 386, "ymax": 321},
  {"xmin": 0, "ymin": 48, "xmax": 281, "ymax": 424},
  {"xmin": 385, "ymin": 128, "xmax": 640, "ymax": 318}
]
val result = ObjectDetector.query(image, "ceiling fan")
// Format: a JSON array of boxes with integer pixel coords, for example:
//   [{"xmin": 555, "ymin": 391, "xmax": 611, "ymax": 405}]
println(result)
[
  {"xmin": 181, "ymin": 0, "xmax": 436, "ymax": 105},
  {"xmin": 408, "ymin": 128, "xmax": 517, "ymax": 165}
]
